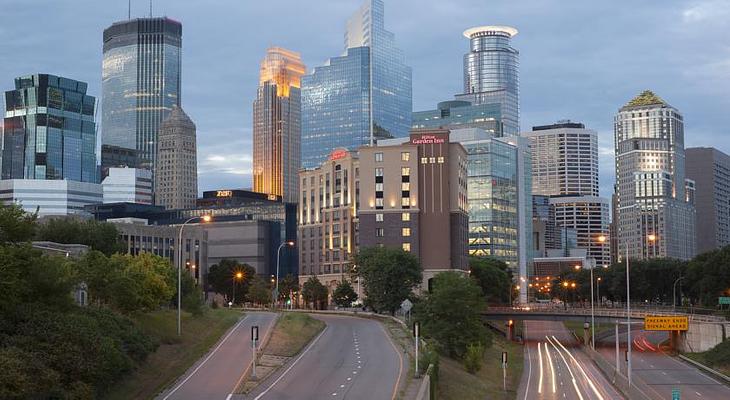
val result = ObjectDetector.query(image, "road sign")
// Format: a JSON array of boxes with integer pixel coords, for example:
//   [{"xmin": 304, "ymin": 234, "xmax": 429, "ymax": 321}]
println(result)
[
  {"xmin": 644, "ymin": 315, "xmax": 689, "ymax": 331},
  {"xmin": 672, "ymin": 388, "xmax": 680, "ymax": 400},
  {"xmin": 719, "ymin": 297, "xmax": 730, "ymax": 305},
  {"xmin": 413, "ymin": 321, "xmax": 420, "ymax": 337},
  {"xmin": 400, "ymin": 299, "xmax": 413, "ymax": 313},
  {"xmin": 251, "ymin": 325, "xmax": 259, "ymax": 341}
]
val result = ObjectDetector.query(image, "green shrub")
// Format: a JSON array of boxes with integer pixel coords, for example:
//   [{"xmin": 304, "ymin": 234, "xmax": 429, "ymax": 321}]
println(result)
[
  {"xmin": 463, "ymin": 343, "xmax": 485, "ymax": 373},
  {"xmin": 705, "ymin": 339, "xmax": 730, "ymax": 366}
]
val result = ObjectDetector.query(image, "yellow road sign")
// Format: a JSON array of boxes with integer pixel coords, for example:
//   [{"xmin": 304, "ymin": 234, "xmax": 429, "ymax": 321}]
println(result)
[{"xmin": 644, "ymin": 315, "xmax": 689, "ymax": 331}]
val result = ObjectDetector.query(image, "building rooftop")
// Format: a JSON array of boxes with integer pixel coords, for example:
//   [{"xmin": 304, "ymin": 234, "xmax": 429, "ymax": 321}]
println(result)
[
  {"xmin": 463, "ymin": 25, "xmax": 518, "ymax": 39},
  {"xmin": 624, "ymin": 90, "xmax": 668, "ymax": 108}
]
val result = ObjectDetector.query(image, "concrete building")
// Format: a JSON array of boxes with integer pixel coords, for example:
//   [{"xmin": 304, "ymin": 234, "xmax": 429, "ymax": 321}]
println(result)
[
  {"xmin": 360, "ymin": 129, "xmax": 469, "ymax": 287},
  {"xmin": 154, "ymin": 106, "xmax": 198, "ymax": 210},
  {"xmin": 297, "ymin": 149, "xmax": 359, "ymax": 292},
  {"xmin": 252, "ymin": 47, "xmax": 305, "ymax": 203},
  {"xmin": 550, "ymin": 196, "xmax": 610, "ymax": 267},
  {"xmin": 686, "ymin": 147, "xmax": 730, "ymax": 253},
  {"xmin": 614, "ymin": 90, "xmax": 696, "ymax": 260},
  {"xmin": 102, "ymin": 167, "xmax": 152, "ymax": 204},
  {"xmin": 0, "ymin": 179, "xmax": 102, "ymax": 217}
]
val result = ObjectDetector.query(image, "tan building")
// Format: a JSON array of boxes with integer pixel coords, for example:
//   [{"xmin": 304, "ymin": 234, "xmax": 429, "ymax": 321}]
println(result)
[
  {"xmin": 297, "ymin": 149, "xmax": 359, "ymax": 293},
  {"xmin": 154, "ymin": 106, "xmax": 198, "ymax": 209},
  {"xmin": 252, "ymin": 47, "xmax": 305, "ymax": 203},
  {"xmin": 359, "ymin": 129, "xmax": 469, "ymax": 287}
]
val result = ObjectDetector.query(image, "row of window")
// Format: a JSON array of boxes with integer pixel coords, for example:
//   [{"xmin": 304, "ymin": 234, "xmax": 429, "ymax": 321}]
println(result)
[{"xmin": 374, "ymin": 151, "xmax": 411, "ymax": 162}]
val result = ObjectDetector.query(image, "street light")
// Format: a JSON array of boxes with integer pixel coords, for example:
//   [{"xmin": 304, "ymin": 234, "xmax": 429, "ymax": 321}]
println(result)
[
  {"xmin": 673, "ymin": 276, "xmax": 685, "ymax": 312},
  {"xmin": 274, "ymin": 241, "xmax": 295, "ymax": 307},
  {"xmin": 177, "ymin": 215, "xmax": 212, "ymax": 336},
  {"xmin": 232, "ymin": 271, "xmax": 243, "ymax": 305}
]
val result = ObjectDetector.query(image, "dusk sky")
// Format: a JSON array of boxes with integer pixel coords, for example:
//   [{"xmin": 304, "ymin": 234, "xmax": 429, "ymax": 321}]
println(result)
[{"xmin": 1, "ymin": 0, "xmax": 729, "ymax": 197}]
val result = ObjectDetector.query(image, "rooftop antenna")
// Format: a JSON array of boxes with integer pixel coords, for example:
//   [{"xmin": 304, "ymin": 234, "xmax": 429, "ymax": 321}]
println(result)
[
  {"xmin": 128, "ymin": 0, "xmax": 131, "ymax": 19},
  {"xmin": 149, "ymin": 0, "xmax": 152, "ymax": 17}
]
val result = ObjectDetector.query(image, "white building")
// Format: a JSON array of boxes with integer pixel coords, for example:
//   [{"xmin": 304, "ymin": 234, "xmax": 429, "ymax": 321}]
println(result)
[
  {"xmin": 102, "ymin": 167, "xmax": 152, "ymax": 204},
  {"xmin": 0, "ymin": 179, "xmax": 102, "ymax": 217},
  {"xmin": 550, "ymin": 196, "xmax": 611, "ymax": 267}
]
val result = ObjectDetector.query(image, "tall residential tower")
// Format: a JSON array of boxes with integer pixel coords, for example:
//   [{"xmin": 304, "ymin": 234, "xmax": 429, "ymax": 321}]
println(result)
[
  {"xmin": 301, "ymin": 0, "xmax": 412, "ymax": 169},
  {"xmin": 252, "ymin": 47, "xmax": 305, "ymax": 203},
  {"xmin": 685, "ymin": 147, "xmax": 730, "ymax": 254}
]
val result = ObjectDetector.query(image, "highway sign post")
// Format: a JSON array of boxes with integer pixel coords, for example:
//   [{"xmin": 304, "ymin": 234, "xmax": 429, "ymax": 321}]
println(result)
[
  {"xmin": 401, "ymin": 299, "xmax": 413, "ymax": 322},
  {"xmin": 719, "ymin": 297, "xmax": 730, "ymax": 306},
  {"xmin": 251, "ymin": 325, "xmax": 259, "ymax": 379},
  {"xmin": 502, "ymin": 351, "xmax": 508, "ymax": 391},
  {"xmin": 413, "ymin": 321, "xmax": 420, "ymax": 378}
]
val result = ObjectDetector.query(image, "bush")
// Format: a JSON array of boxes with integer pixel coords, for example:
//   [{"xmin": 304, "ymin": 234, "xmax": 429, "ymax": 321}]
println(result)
[
  {"xmin": 419, "ymin": 340, "xmax": 440, "ymax": 381},
  {"xmin": 705, "ymin": 339, "xmax": 730, "ymax": 367},
  {"xmin": 463, "ymin": 343, "xmax": 485, "ymax": 373}
]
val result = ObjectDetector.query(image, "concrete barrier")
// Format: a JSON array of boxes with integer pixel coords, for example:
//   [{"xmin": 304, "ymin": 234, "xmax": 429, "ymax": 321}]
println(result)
[
  {"xmin": 678, "ymin": 321, "xmax": 729, "ymax": 352},
  {"xmin": 583, "ymin": 346, "xmax": 652, "ymax": 400},
  {"xmin": 678, "ymin": 354, "xmax": 730, "ymax": 384},
  {"xmin": 415, "ymin": 364, "xmax": 434, "ymax": 400}
]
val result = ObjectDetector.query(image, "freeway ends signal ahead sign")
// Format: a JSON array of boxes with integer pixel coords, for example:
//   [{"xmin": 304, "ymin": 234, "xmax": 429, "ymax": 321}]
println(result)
[{"xmin": 644, "ymin": 315, "xmax": 689, "ymax": 331}]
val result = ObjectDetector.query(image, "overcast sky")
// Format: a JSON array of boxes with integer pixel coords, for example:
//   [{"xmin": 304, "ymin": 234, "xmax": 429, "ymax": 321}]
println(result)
[{"xmin": 1, "ymin": 0, "xmax": 729, "ymax": 197}]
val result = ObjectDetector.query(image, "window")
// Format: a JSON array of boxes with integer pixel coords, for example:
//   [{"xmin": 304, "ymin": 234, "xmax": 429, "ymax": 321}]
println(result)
[
  {"xmin": 375, "ymin": 198, "xmax": 384, "ymax": 208},
  {"xmin": 401, "ymin": 152, "xmax": 410, "ymax": 162},
  {"xmin": 437, "ymin": 156, "xmax": 445, "ymax": 164},
  {"xmin": 402, "ymin": 212, "xmax": 410, "ymax": 221},
  {"xmin": 402, "ymin": 228, "xmax": 411, "ymax": 237},
  {"xmin": 401, "ymin": 197, "xmax": 411, "ymax": 207},
  {"xmin": 421, "ymin": 157, "xmax": 428, "ymax": 164},
  {"xmin": 401, "ymin": 167, "xmax": 410, "ymax": 176},
  {"xmin": 376, "ymin": 183, "xmax": 383, "ymax": 191},
  {"xmin": 402, "ymin": 182, "xmax": 410, "ymax": 191},
  {"xmin": 375, "ymin": 152, "xmax": 383, "ymax": 162},
  {"xmin": 376, "ymin": 228, "xmax": 385, "ymax": 237},
  {"xmin": 402, "ymin": 243, "xmax": 411, "ymax": 252},
  {"xmin": 429, "ymin": 157, "xmax": 435, "ymax": 163},
  {"xmin": 375, "ymin": 168, "xmax": 384, "ymax": 177},
  {"xmin": 376, "ymin": 213, "xmax": 384, "ymax": 222}
]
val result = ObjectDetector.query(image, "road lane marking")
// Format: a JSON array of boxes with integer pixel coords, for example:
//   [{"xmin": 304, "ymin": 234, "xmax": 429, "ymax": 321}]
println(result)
[
  {"xmin": 229, "ymin": 313, "xmax": 278, "ymax": 395},
  {"xmin": 550, "ymin": 336, "xmax": 604, "ymax": 400},
  {"xmin": 379, "ymin": 323, "xmax": 404, "ymax": 400},
  {"xmin": 162, "ymin": 314, "xmax": 250, "ymax": 400},
  {"xmin": 523, "ymin": 342, "xmax": 533, "ymax": 400},
  {"xmin": 253, "ymin": 325, "xmax": 328, "ymax": 400},
  {"xmin": 696, "ymin": 391, "xmax": 702, "ymax": 397},
  {"xmin": 538, "ymin": 342, "xmax": 544, "ymax": 394},
  {"xmin": 546, "ymin": 336, "xmax": 584, "ymax": 400},
  {"xmin": 544, "ymin": 342, "xmax": 556, "ymax": 393}
]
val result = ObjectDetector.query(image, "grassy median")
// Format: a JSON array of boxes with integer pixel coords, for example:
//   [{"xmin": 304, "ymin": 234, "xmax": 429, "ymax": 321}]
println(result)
[
  {"xmin": 437, "ymin": 335, "xmax": 524, "ymax": 399},
  {"xmin": 265, "ymin": 312, "xmax": 326, "ymax": 357},
  {"xmin": 564, "ymin": 320, "xmax": 614, "ymax": 343},
  {"xmin": 683, "ymin": 339, "xmax": 730, "ymax": 377},
  {"xmin": 103, "ymin": 308, "xmax": 242, "ymax": 400}
]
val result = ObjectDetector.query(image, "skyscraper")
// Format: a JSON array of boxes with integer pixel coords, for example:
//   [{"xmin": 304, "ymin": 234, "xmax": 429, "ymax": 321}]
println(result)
[
  {"xmin": 526, "ymin": 121, "xmax": 609, "ymax": 267},
  {"xmin": 154, "ymin": 106, "xmax": 197, "ymax": 210},
  {"xmin": 301, "ymin": 0, "xmax": 412, "ymax": 169},
  {"xmin": 102, "ymin": 17, "xmax": 182, "ymax": 173},
  {"xmin": 253, "ymin": 47, "xmax": 305, "ymax": 203},
  {"xmin": 614, "ymin": 90, "xmax": 695, "ymax": 260},
  {"xmin": 685, "ymin": 147, "xmax": 730, "ymax": 253},
  {"xmin": 2, "ymin": 74, "xmax": 97, "ymax": 182},
  {"xmin": 456, "ymin": 26, "xmax": 519, "ymax": 135},
  {"xmin": 412, "ymin": 100, "xmax": 504, "ymax": 136}
]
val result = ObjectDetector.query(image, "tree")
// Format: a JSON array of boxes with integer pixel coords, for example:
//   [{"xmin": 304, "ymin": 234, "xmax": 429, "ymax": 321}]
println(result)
[
  {"xmin": 302, "ymin": 276, "xmax": 328, "ymax": 309},
  {"xmin": 332, "ymin": 280, "xmax": 358, "ymax": 308},
  {"xmin": 415, "ymin": 272, "xmax": 491, "ymax": 358},
  {"xmin": 35, "ymin": 218, "xmax": 123, "ymax": 256},
  {"xmin": 353, "ymin": 247, "xmax": 422, "ymax": 314},
  {"xmin": 469, "ymin": 256, "xmax": 512, "ymax": 304},
  {"xmin": 0, "ymin": 204, "xmax": 37, "ymax": 245},
  {"xmin": 248, "ymin": 275, "xmax": 272, "ymax": 305},
  {"xmin": 277, "ymin": 273, "xmax": 299, "ymax": 304},
  {"xmin": 206, "ymin": 259, "xmax": 256, "ymax": 303},
  {"xmin": 686, "ymin": 247, "xmax": 730, "ymax": 306},
  {"xmin": 107, "ymin": 253, "xmax": 175, "ymax": 313}
]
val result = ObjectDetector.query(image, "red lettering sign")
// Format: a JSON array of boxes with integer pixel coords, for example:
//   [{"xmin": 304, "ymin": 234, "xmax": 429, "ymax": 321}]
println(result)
[
  {"xmin": 411, "ymin": 134, "xmax": 446, "ymax": 145},
  {"xmin": 329, "ymin": 149, "xmax": 348, "ymax": 161}
]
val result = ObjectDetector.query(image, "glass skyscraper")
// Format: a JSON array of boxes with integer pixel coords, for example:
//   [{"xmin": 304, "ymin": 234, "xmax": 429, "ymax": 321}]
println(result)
[
  {"xmin": 101, "ymin": 17, "xmax": 182, "ymax": 173},
  {"xmin": 456, "ymin": 26, "xmax": 519, "ymax": 135},
  {"xmin": 2, "ymin": 74, "xmax": 97, "ymax": 182},
  {"xmin": 412, "ymin": 100, "xmax": 504, "ymax": 136},
  {"xmin": 301, "ymin": 0, "xmax": 412, "ymax": 169},
  {"xmin": 253, "ymin": 47, "xmax": 305, "ymax": 203}
]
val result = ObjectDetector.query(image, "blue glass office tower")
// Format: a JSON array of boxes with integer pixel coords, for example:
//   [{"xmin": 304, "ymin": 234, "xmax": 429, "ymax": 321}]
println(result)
[
  {"xmin": 412, "ymin": 100, "xmax": 504, "ymax": 136},
  {"xmin": 102, "ymin": 18, "xmax": 182, "ymax": 173},
  {"xmin": 456, "ymin": 26, "xmax": 519, "ymax": 135},
  {"xmin": 301, "ymin": 0, "xmax": 412, "ymax": 169},
  {"xmin": 2, "ymin": 74, "xmax": 97, "ymax": 182}
]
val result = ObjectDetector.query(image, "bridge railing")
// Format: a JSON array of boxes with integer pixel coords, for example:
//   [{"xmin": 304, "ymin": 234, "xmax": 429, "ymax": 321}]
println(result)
[{"xmin": 485, "ymin": 304, "xmax": 727, "ymax": 323}]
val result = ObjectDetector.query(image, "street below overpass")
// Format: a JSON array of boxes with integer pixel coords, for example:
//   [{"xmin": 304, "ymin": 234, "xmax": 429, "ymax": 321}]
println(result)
[{"xmin": 518, "ymin": 320, "xmax": 624, "ymax": 400}]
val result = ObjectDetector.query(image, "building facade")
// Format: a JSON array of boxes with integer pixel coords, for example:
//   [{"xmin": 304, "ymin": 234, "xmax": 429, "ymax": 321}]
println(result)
[
  {"xmin": 301, "ymin": 0, "xmax": 412, "ymax": 169},
  {"xmin": 0, "ymin": 179, "xmax": 102, "ymax": 217},
  {"xmin": 456, "ymin": 26, "xmax": 519, "ymax": 135},
  {"xmin": 3, "ymin": 74, "xmax": 97, "ymax": 183},
  {"xmin": 550, "ymin": 196, "xmax": 610, "ymax": 267},
  {"xmin": 614, "ymin": 91, "xmax": 695, "ymax": 260},
  {"xmin": 102, "ymin": 17, "xmax": 182, "ymax": 173},
  {"xmin": 359, "ymin": 129, "xmax": 469, "ymax": 286},
  {"xmin": 297, "ymin": 150, "xmax": 359, "ymax": 291},
  {"xmin": 253, "ymin": 47, "xmax": 305, "ymax": 203},
  {"xmin": 412, "ymin": 100, "xmax": 504, "ymax": 136},
  {"xmin": 102, "ymin": 167, "xmax": 152, "ymax": 204},
  {"xmin": 685, "ymin": 147, "xmax": 730, "ymax": 254},
  {"xmin": 154, "ymin": 106, "xmax": 197, "ymax": 210}
]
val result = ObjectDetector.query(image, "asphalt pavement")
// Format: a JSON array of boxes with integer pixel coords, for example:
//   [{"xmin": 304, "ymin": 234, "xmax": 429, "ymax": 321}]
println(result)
[
  {"xmin": 157, "ymin": 311, "xmax": 278, "ymax": 400},
  {"xmin": 598, "ymin": 329, "xmax": 730, "ymax": 400},
  {"xmin": 249, "ymin": 314, "xmax": 404, "ymax": 400},
  {"xmin": 518, "ymin": 320, "xmax": 624, "ymax": 400}
]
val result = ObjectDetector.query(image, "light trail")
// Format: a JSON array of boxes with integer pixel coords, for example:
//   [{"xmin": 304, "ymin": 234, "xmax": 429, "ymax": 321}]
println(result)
[
  {"xmin": 551, "ymin": 335, "xmax": 605, "ymax": 400},
  {"xmin": 538, "ymin": 341, "xmax": 544, "ymax": 394},
  {"xmin": 546, "ymin": 336, "xmax": 584, "ymax": 400},
  {"xmin": 544, "ymin": 342, "xmax": 556, "ymax": 394}
]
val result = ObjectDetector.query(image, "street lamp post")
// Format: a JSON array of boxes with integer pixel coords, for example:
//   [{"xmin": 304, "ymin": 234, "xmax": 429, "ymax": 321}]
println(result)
[
  {"xmin": 673, "ymin": 276, "xmax": 685, "ymax": 312},
  {"xmin": 232, "ymin": 271, "xmax": 243, "ymax": 305},
  {"xmin": 177, "ymin": 215, "xmax": 211, "ymax": 336},
  {"xmin": 275, "ymin": 241, "xmax": 295, "ymax": 307}
]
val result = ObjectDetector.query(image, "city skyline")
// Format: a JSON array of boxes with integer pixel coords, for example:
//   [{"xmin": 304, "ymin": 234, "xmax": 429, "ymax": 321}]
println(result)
[{"xmin": 1, "ymin": 0, "xmax": 728, "ymax": 196}]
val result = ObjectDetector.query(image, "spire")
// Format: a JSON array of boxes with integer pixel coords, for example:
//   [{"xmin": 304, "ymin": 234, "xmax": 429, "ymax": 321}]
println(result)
[
  {"xmin": 624, "ymin": 90, "xmax": 668, "ymax": 108},
  {"xmin": 160, "ymin": 105, "xmax": 195, "ymax": 133}
]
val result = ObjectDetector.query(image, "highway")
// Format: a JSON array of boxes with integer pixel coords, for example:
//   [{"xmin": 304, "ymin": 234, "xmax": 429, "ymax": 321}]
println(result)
[
  {"xmin": 250, "ymin": 314, "xmax": 404, "ymax": 400},
  {"xmin": 598, "ymin": 328, "xmax": 730, "ymax": 400},
  {"xmin": 157, "ymin": 311, "xmax": 277, "ymax": 400},
  {"xmin": 518, "ymin": 320, "xmax": 624, "ymax": 400}
]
